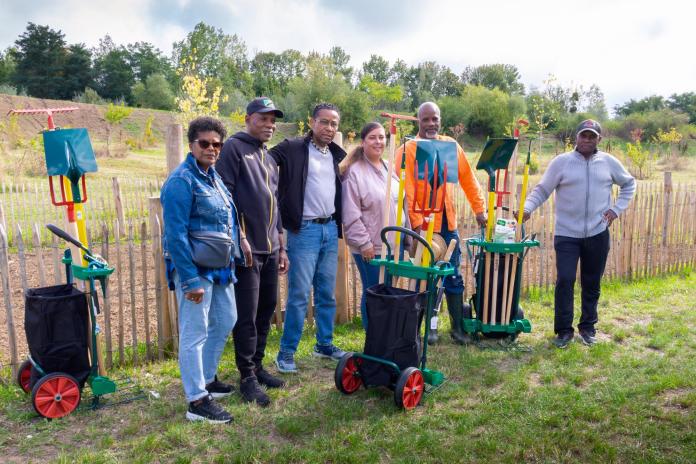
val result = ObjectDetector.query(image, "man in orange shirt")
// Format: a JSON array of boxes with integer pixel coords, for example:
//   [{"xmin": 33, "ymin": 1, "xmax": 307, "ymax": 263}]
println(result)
[{"xmin": 395, "ymin": 102, "xmax": 487, "ymax": 344}]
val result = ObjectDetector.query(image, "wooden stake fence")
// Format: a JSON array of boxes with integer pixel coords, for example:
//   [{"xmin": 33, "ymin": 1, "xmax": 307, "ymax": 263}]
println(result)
[{"xmin": 1, "ymin": 171, "xmax": 694, "ymax": 374}]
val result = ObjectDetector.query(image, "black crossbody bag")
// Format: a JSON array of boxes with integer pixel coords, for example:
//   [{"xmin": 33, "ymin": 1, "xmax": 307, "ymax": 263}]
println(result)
[{"xmin": 189, "ymin": 177, "xmax": 235, "ymax": 268}]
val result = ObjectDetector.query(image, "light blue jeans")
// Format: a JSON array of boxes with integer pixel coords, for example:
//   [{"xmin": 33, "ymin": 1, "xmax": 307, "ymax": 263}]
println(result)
[
  {"xmin": 174, "ymin": 271, "xmax": 237, "ymax": 402},
  {"xmin": 279, "ymin": 220, "xmax": 338, "ymax": 354}
]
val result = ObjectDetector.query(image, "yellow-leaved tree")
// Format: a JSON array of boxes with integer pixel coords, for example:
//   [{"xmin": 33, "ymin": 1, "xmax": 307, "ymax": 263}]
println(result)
[{"xmin": 175, "ymin": 50, "xmax": 228, "ymax": 123}]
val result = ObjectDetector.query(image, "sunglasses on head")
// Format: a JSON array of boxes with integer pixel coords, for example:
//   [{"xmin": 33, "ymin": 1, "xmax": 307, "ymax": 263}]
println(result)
[{"xmin": 194, "ymin": 139, "xmax": 223, "ymax": 150}]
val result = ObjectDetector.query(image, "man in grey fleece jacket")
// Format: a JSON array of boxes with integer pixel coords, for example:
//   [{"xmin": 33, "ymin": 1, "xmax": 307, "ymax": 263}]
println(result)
[{"xmin": 522, "ymin": 119, "xmax": 636, "ymax": 348}]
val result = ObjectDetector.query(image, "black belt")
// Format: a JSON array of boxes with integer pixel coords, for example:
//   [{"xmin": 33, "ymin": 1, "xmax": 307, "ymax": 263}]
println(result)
[{"xmin": 308, "ymin": 216, "xmax": 332, "ymax": 224}]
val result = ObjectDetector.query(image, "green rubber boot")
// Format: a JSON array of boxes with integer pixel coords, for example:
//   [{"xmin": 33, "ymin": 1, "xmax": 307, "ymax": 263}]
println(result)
[{"xmin": 447, "ymin": 293, "xmax": 471, "ymax": 345}]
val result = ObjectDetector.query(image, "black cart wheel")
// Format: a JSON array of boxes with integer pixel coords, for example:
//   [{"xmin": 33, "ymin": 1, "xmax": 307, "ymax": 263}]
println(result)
[
  {"xmin": 394, "ymin": 367, "xmax": 424, "ymax": 410},
  {"xmin": 31, "ymin": 372, "xmax": 81, "ymax": 419},
  {"xmin": 335, "ymin": 353, "xmax": 362, "ymax": 394},
  {"xmin": 17, "ymin": 359, "xmax": 32, "ymax": 393}
]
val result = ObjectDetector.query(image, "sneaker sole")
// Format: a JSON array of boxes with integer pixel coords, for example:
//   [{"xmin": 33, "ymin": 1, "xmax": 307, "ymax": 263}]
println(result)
[
  {"xmin": 208, "ymin": 391, "xmax": 233, "ymax": 399},
  {"xmin": 312, "ymin": 351, "xmax": 345, "ymax": 361},
  {"xmin": 274, "ymin": 360, "xmax": 298, "ymax": 374},
  {"xmin": 185, "ymin": 411, "xmax": 232, "ymax": 424}
]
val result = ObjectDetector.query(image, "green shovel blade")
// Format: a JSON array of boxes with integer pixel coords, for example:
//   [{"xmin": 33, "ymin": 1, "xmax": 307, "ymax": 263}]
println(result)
[
  {"xmin": 475, "ymin": 137, "xmax": 518, "ymax": 175},
  {"xmin": 43, "ymin": 128, "xmax": 97, "ymax": 183}
]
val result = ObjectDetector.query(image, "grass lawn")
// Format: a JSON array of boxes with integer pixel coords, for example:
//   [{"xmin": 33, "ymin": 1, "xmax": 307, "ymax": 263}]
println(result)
[{"xmin": 1, "ymin": 270, "xmax": 694, "ymax": 463}]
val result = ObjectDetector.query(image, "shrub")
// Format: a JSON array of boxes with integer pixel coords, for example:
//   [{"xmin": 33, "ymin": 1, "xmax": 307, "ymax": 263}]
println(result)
[{"xmin": 73, "ymin": 87, "xmax": 106, "ymax": 105}]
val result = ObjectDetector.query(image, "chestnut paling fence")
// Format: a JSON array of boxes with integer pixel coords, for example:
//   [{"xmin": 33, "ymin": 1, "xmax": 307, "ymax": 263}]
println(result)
[{"xmin": 1, "ymin": 171, "xmax": 694, "ymax": 377}]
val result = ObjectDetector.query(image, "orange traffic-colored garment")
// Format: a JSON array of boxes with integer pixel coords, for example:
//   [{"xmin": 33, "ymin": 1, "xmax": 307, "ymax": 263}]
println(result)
[{"xmin": 394, "ymin": 135, "xmax": 485, "ymax": 232}]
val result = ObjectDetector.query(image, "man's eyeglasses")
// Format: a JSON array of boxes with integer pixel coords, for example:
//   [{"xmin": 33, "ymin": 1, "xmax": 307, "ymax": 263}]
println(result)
[
  {"xmin": 317, "ymin": 119, "xmax": 339, "ymax": 129},
  {"xmin": 194, "ymin": 139, "xmax": 223, "ymax": 150}
]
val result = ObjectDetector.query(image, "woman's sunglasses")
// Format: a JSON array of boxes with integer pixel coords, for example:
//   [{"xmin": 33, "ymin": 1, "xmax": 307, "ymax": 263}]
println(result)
[{"xmin": 194, "ymin": 139, "xmax": 223, "ymax": 150}]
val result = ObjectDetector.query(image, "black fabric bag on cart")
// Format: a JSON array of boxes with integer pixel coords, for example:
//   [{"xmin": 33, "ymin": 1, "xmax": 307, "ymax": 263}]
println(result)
[
  {"xmin": 361, "ymin": 284, "xmax": 426, "ymax": 387},
  {"xmin": 24, "ymin": 284, "xmax": 91, "ymax": 389}
]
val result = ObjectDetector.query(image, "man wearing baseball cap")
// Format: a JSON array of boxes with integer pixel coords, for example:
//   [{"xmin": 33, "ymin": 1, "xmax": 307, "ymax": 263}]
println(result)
[
  {"xmin": 216, "ymin": 97, "xmax": 288, "ymax": 406},
  {"xmin": 522, "ymin": 119, "xmax": 636, "ymax": 348}
]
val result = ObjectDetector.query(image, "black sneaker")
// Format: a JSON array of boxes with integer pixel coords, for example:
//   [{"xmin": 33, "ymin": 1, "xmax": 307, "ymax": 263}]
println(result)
[
  {"xmin": 186, "ymin": 394, "xmax": 233, "ymax": 424},
  {"xmin": 205, "ymin": 375, "xmax": 235, "ymax": 399},
  {"xmin": 553, "ymin": 333, "xmax": 574, "ymax": 349},
  {"xmin": 578, "ymin": 331, "xmax": 597, "ymax": 346},
  {"xmin": 240, "ymin": 376, "xmax": 271, "ymax": 407},
  {"xmin": 255, "ymin": 367, "xmax": 285, "ymax": 389}
]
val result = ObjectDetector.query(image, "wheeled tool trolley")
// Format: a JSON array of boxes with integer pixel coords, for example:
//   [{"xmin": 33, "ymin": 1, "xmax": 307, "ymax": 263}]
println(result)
[
  {"xmin": 16, "ymin": 225, "xmax": 117, "ymax": 418},
  {"xmin": 335, "ymin": 227, "xmax": 453, "ymax": 410},
  {"xmin": 463, "ymin": 232, "xmax": 539, "ymax": 341}
]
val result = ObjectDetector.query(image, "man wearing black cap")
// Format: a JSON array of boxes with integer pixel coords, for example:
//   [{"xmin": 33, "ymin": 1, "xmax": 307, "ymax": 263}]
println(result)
[
  {"xmin": 216, "ymin": 97, "xmax": 289, "ymax": 406},
  {"xmin": 522, "ymin": 119, "xmax": 635, "ymax": 348}
]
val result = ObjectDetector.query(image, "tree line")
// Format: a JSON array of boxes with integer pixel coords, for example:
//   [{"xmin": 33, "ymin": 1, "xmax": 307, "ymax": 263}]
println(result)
[{"xmin": 0, "ymin": 22, "xmax": 694, "ymax": 139}]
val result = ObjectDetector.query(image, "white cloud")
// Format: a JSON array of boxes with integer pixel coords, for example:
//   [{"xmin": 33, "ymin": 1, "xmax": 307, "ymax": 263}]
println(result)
[{"xmin": 2, "ymin": 0, "xmax": 694, "ymax": 112}]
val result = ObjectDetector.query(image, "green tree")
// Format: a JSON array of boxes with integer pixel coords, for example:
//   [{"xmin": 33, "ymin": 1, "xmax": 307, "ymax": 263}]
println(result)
[
  {"xmin": 328, "ymin": 46, "xmax": 353, "ymax": 83},
  {"xmin": 582, "ymin": 84, "xmax": 608, "ymax": 120},
  {"xmin": 667, "ymin": 92, "xmax": 696, "ymax": 123},
  {"xmin": 614, "ymin": 95, "xmax": 666, "ymax": 117},
  {"xmin": 461, "ymin": 64, "xmax": 524, "ymax": 95},
  {"xmin": 439, "ymin": 86, "xmax": 525, "ymax": 137},
  {"xmin": 251, "ymin": 49, "xmax": 305, "ymax": 97},
  {"xmin": 93, "ymin": 36, "xmax": 135, "ymax": 102},
  {"xmin": 0, "ymin": 47, "xmax": 16, "ymax": 86},
  {"xmin": 132, "ymin": 73, "xmax": 175, "ymax": 110},
  {"xmin": 362, "ymin": 55, "xmax": 391, "ymax": 84},
  {"xmin": 104, "ymin": 102, "xmax": 133, "ymax": 156},
  {"xmin": 126, "ymin": 42, "xmax": 173, "ymax": 82},
  {"xmin": 172, "ymin": 22, "xmax": 248, "ymax": 80},
  {"xmin": 11, "ymin": 23, "xmax": 68, "ymax": 98},
  {"xmin": 357, "ymin": 75, "xmax": 402, "ymax": 110},
  {"xmin": 62, "ymin": 44, "xmax": 93, "ymax": 99}
]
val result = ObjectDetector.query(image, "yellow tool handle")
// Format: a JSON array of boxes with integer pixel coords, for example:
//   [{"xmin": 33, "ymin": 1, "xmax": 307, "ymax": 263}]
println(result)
[
  {"xmin": 486, "ymin": 191, "xmax": 495, "ymax": 241},
  {"xmin": 515, "ymin": 164, "xmax": 530, "ymax": 241},
  {"xmin": 394, "ymin": 169, "xmax": 406, "ymax": 255}
]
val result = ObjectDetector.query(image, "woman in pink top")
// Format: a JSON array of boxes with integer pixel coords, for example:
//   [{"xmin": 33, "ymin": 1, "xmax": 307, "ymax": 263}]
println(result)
[{"xmin": 341, "ymin": 122, "xmax": 409, "ymax": 329}]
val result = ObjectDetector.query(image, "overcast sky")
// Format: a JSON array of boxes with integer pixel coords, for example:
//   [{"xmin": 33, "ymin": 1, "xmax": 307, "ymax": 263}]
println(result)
[{"xmin": 2, "ymin": 0, "xmax": 694, "ymax": 114}]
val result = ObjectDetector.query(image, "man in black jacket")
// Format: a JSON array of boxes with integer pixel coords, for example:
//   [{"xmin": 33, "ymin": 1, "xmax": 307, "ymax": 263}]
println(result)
[
  {"xmin": 270, "ymin": 102, "xmax": 347, "ymax": 373},
  {"xmin": 216, "ymin": 97, "xmax": 289, "ymax": 405}
]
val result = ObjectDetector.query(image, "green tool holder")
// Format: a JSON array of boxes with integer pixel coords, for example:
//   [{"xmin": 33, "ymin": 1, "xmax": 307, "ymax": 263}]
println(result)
[
  {"xmin": 464, "ymin": 236, "xmax": 539, "ymax": 337},
  {"xmin": 62, "ymin": 250, "xmax": 117, "ymax": 397}
]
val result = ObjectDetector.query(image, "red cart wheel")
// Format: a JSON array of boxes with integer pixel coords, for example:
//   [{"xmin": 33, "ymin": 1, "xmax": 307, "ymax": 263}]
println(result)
[
  {"xmin": 31, "ymin": 373, "xmax": 81, "ymax": 419},
  {"xmin": 17, "ymin": 359, "xmax": 33, "ymax": 393},
  {"xmin": 335, "ymin": 353, "xmax": 362, "ymax": 394},
  {"xmin": 394, "ymin": 367, "xmax": 424, "ymax": 410}
]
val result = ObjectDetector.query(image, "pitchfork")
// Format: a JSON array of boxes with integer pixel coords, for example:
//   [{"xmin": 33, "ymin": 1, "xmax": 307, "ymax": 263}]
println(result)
[{"xmin": 409, "ymin": 161, "xmax": 447, "ymax": 292}]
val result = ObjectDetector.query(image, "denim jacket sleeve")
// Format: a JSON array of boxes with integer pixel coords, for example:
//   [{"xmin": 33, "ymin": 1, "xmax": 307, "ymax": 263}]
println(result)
[{"xmin": 161, "ymin": 176, "xmax": 202, "ymax": 292}]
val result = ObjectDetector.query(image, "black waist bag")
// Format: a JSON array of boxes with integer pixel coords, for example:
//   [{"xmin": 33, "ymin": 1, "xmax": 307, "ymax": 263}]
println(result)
[
  {"xmin": 361, "ymin": 284, "xmax": 425, "ymax": 387},
  {"xmin": 24, "ymin": 284, "xmax": 91, "ymax": 388}
]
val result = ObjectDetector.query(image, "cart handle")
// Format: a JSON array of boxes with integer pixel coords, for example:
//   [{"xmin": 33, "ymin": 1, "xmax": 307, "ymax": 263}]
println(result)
[
  {"xmin": 46, "ymin": 223, "xmax": 106, "ymax": 266},
  {"xmin": 380, "ymin": 225, "xmax": 435, "ymax": 266}
]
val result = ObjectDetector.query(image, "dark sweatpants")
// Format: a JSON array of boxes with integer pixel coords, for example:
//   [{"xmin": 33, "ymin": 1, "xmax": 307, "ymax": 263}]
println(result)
[
  {"xmin": 553, "ymin": 229, "xmax": 610, "ymax": 337},
  {"xmin": 232, "ymin": 251, "xmax": 279, "ymax": 379}
]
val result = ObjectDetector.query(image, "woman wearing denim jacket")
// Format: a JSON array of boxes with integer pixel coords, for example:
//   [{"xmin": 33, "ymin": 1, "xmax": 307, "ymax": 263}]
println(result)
[{"xmin": 161, "ymin": 116, "xmax": 252, "ymax": 424}]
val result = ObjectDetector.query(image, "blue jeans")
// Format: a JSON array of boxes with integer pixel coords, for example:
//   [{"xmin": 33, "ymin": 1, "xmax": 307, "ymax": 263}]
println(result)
[
  {"xmin": 280, "ymin": 220, "xmax": 338, "ymax": 354},
  {"xmin": 174, "ymin": 271, "xmax": 237, "ymax": 402},
  {"xmin": 352, "ymin": 253, "xmax": 381, "ymax": 330}
]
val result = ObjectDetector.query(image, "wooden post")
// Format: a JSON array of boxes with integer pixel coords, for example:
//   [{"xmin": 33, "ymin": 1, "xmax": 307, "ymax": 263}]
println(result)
[
  {"xmin": 101, "ymin": 222, "xmax": 113, "ymax": 369},
  {"xmin": 16, "ymin": 224, "xmax": 28, "ymax": 294},
  {"xmin": 333, "ymin": 132, "xmax": 349, "ymax": 323},
  {"xmin": 0, "ymin": 224, "xmax": 18, "ymax": 377},
  {"xmin": 141, "ymin": 221, "xmax": 152, "ymax": 361},
  {"xmin": 128, "ymin": 222, "xmax": 138, "ymax": 366},
  {"xmin": 32, "ymin": 223, "xmax": 46, "ymax": 287},
  {"xmin": 166, "ymin": 124, "xmax": 185, "ymax": 174},
  {"xmin": 149, "ymin": 197, "xmax": 173, "ymax": 356},
  {"xmin": 115, "ymin": 220, "xmax": 125, "ymax": 365},
  {"xmin": 112, "ymin": 177, "xmax": 125, "ymax": 237},
  {"xmin": 51, "ymin": 232, "xmax": 62, "ymax": 284}
]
